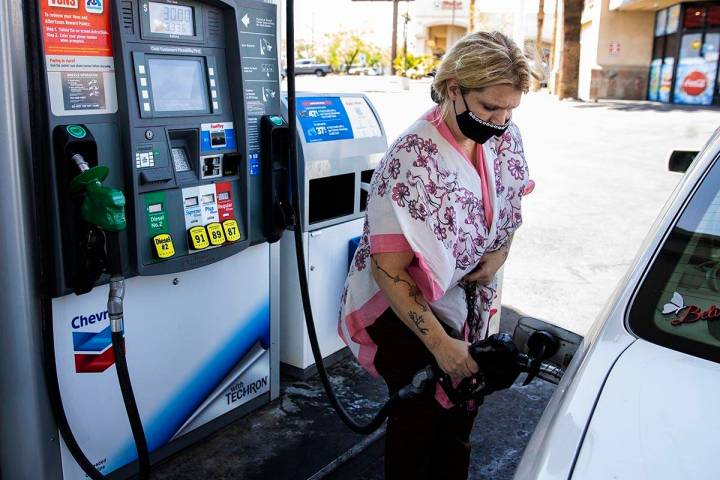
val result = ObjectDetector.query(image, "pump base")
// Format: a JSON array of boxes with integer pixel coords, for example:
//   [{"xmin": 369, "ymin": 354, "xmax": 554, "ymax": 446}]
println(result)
[{"xmin": 280, "ymin": 347, "xmax": 352, "ymax": 380}]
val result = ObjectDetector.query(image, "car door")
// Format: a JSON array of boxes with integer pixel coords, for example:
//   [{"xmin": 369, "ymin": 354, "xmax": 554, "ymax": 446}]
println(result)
[{"xmin": 572, "ymin": 150, "xmax": 720, "ymax": 478}]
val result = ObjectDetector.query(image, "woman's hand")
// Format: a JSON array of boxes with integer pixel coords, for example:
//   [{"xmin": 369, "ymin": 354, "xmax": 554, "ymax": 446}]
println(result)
[
  {"xmin": 432, "ymin": 336, "xmax": 480, "ymax": 379},
  {"xmin": 463, "ymin": 247, "xmax": 508, "ymax": 285}
]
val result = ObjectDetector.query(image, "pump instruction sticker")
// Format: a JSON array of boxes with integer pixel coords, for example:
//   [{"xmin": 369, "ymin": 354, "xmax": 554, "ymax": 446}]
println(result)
[
  {"xmin": 200, "ymin": 122, "xmax": 237, "ymax": 153},
  {"xmin": 296, "ymin": 97, "xmax": 354, "ymax": 143},
  {"xmin": 340, "ymin": 96, "xmax": 382, "ymax": 139},
  {"xmin": 40, "ymin": 0, "xmax": 118, "ymax": 116}
]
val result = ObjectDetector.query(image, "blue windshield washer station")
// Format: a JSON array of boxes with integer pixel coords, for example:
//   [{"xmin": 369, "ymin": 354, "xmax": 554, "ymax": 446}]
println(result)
[{"xmin": 280, "ymin": 93, "xmax": 388, "ymax": 376}]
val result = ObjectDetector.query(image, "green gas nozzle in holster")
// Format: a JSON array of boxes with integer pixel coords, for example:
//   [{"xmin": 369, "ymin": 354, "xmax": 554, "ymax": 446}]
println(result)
[{"xmin": 69, "ymin": 157, "xmax": 127, "ymax": 234}]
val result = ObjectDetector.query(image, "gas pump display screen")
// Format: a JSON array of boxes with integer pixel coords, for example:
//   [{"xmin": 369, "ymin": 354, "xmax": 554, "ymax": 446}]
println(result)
[
  {"xmin": 148, "ymin": 2, "xmax": 195, "ymax": 36},
  {"xmin": 147, "ymin": 57, "xmax": 209, "ymax": 113}
]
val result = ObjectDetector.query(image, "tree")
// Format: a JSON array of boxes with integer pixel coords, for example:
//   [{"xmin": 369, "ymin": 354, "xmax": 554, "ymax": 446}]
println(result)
[
  {"xmin": 557, "ymin": 0, "xmax": 582, "ymax": 99},
  {"xmin": 326, "ymin": 32, "xmax": 366, "ymax": 74},
  {"xmin": 325, "ymin": 31, "xmax": 386, "ymax": 74},
  {"xmin": 532, "ymin": 0, "xmax": 546, "ymax": 91},
  {"xmin": 364, "ymin": 44, "xmax": 388, "ymax": 71},
  {"xmin": 549, "ymin": 0, "xmax": 560, "ymax": 89},
  {"xmin": 295, "ymin": 39, "xmax": 316, "ymax": 60},
  {"xmin": 469, "ymin": 0, "xmax": 476, "ymax": 32},
  {"xmin": 393, "ymin": 53, "xmax": 439, "ymax": 79}
]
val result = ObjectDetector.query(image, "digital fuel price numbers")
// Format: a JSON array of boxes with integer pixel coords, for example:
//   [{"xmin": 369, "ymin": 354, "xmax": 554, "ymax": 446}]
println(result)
[{"xmin": 148, "ymin": 2, "xmax": 195, "ymax": 36}]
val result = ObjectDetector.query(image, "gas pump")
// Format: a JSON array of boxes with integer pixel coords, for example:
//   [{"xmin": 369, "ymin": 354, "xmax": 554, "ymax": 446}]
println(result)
[
  {"xmin": 277, "ymin": 92, "xmax": 388, "ymax": 377},
  {"xmin": 2, "ymin": 0, "xmax": 282, "ymax": 478},
  {"xmin": 48, "ymin": 125, "xmax": 151, "ymax": 479}
]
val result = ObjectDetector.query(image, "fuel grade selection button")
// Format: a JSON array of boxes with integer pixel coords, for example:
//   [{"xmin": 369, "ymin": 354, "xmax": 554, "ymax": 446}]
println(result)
[
  {"xmin": 222, "ymin": 219, "xmax": 241, "ymax": 242},
  {"xmin": 206, "ymin": 222, "xmax": 226, "ymax": 246},
  {"xmin": 152, "ymin": 234, "xmax": 176, "ymax": 259},
  {"xmin": 188, "ymin": 226, "xmax": 210, "ymax": 250}
]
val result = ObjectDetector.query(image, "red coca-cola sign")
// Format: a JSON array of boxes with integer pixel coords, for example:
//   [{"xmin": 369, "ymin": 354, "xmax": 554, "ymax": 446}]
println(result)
[{"xmin": 681, "ymin": 71, "xmax": 708, "ymax": 96}]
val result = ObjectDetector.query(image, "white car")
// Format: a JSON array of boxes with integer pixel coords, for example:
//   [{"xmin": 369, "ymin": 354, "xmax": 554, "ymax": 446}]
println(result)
[{"xmin": 514, "ymin": 128, "xmax": 720, "ymax": 479}]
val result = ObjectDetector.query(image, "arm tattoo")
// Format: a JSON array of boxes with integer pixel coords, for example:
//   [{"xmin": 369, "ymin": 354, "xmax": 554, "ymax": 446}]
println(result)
[
  {"xmin": 408, "ymin": 311, "xmax": 429, "ymax": 335},
  {"xmin": 498, "ymin": 234, "xmax": 513, "ymax": 259},
  {"xmin": 372, "ymin": 257, "xmax": 428, "ymax": 312}
]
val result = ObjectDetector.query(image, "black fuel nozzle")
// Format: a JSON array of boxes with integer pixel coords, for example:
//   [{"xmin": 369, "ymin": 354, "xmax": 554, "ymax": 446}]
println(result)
[
  {"xmin": 398, "ymin": 365, "xmax": 438, "ymax": 400},
  {"xmin": 433, "ymin": 333, "xmax": 524, "ymax": 406},
  {"xmin": 520, "ymin": 330, "xmax": 560, "ymax": 386},
  {"xmin": 468, "ymin": 333, "xmax": 524, "ymax": 394}
]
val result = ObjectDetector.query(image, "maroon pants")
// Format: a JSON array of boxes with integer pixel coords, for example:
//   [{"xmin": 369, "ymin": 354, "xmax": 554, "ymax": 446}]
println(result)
[{"xmin": 366, "ymin": 308, "xmax": 478, "ymax": 480}]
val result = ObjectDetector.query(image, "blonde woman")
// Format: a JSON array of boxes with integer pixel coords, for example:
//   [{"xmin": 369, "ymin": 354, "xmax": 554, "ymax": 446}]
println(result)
[{"xmin": 338, "ymin": 31, "xmax": 535, "ymax": 479}]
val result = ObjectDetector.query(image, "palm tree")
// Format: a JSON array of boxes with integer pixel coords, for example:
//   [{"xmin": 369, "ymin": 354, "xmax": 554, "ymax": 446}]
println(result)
[
  {"xmin": 469, "ymin": 0, "xmax": 476, "ymax": 32},
  {"xmin": 532, "ymin": 0, "xmax": 546, "ymax": 91},
  {"xmin": 557, "ymin": 0, "xmax": 582, "ymax": 99}
]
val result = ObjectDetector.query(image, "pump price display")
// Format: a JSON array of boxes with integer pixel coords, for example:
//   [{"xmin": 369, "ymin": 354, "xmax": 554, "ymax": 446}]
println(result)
[
  {"xmin": 206, "ymin": 222, "xmax": 226, "ymax": 246},
  {"xmin": 148, "ymin": 2, "xmax": 195, "ymax": 36}
]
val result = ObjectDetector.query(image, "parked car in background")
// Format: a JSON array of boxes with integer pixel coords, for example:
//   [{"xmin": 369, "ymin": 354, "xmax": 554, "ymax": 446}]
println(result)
[
  {"xmin": 346, "ymin": 64, "xmax": 382, "ymax": 76},
  {"xmin": 514, "ymin": 129, "xmax": 720, "ymax": 479},
  {"xmin": 284, "ymin": 58, "xmax": 332, "ymax": 77}
]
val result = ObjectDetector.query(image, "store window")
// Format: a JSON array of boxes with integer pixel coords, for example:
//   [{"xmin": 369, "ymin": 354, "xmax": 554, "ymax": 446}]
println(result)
[
  {"xmin": 673, "ymin": 33, "xmax": 719, "ymax": 105},
  {"xmin": 709, "ymin": 6, "xmax": 720, "ymax": 27},
  {"xmin": 649, "ymin": 24, "xmax": 667, "ymax": 101},
  {"xmin": 667, "ymin": 4, "xmax": 681, "ymax": 34},
  {"xmin": 655, "ymin": 8, "xmax": 668, "ymax": 37},
  {"xmin": 658, "ymin": 33, "xmax": 678, "ymax": 103},
  {"xmin": 650, "ymin": 3, "xmax": 720, "ymax": 105},
  {"xmin": 684, "ymin": 6, "xmax": 706, "ymax": 29}
]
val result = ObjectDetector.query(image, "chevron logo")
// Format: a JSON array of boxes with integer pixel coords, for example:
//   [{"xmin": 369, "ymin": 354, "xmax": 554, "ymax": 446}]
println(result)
[{"xmin": 72, "ymin": 326, "xmax": 117, "ymax": 373}]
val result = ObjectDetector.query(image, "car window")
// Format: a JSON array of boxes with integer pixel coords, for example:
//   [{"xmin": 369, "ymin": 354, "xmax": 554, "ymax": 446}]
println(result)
[{"xmin": 629, "ymin": 154, "xmax": 720, "ymax": 363}]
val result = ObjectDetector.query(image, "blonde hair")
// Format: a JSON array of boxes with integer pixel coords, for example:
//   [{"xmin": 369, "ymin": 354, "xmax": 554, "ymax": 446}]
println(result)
[{"xmin": 432, "ymin": 31, "xmax": 534, "ymax": 120}]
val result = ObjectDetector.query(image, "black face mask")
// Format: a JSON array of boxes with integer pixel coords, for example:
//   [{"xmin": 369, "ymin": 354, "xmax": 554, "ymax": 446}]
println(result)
[{"xmin": 454, "ymin": 93, "xmax": 509, "ymax": 144}]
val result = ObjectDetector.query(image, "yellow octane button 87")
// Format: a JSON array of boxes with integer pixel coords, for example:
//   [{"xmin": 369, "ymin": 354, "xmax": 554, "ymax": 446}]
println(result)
[
  {"xmin": 152, "ymin": 234, "xmax": 175, "ymax": 259},
  {"xmin": 222, "ymin": 219, "xmax": 241, "ymax": 242},
  {"xmin": 188, "ymin": 226, "xmax": 210, "ymax": 250},
  {"xmin": 206, "ymin": 222, "xmax": 226, "ymax": 246}
]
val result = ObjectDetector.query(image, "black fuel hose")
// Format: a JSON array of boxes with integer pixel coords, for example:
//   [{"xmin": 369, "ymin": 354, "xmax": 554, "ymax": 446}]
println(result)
[
  {"xmin": 106, "ymin": 231, "xmax": 151, "ymax": 479},
  {"xmin": 105, "ymin": 233, "xmax": 151, "ymax": 479},
  {"xmin": 285, "ymin": 0, "xmax": 401, "ymax": 435},
  {"xmin": 111, "ymin": 330, "xmax": 151, "ymax": 479},
  {"xmin": 42, "ymin": 233, "xmax": 150, "ymax": 480},
  {"xmin": 42, "ymin": 303, "xmax": 106, "ymax": 480}
]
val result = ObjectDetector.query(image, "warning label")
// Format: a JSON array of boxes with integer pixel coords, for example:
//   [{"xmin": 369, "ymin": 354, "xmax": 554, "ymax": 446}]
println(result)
[
  {"xmin": 61, "ymin": 72, "xmax": 105, "ymax": 110},
  {"xmin": 40, "ymin": 0, "xmax": 117, "ymax": 116}
]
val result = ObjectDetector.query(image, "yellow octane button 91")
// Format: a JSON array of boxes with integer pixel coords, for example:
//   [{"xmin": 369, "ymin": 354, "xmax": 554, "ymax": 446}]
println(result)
[
  {"xmin": 222, "ymin": 219, "xmax": 241, "ymax": 242},
  {"xmin": 206, "ymin": 222, "xmax": 226, "ymax": 246},
  {"xmin": 152, "ymin": 234, "xmax": 175, "ymax": 259},
  {"xmin": 188, "ymin": 226, "xmax": 210, "ymax": 250}
]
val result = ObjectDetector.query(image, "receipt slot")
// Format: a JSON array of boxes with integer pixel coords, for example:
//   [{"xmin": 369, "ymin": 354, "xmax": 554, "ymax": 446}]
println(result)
[
  {"xmin": 4, "ymin": 0, "xmax": 282, "ymax": 478},
  {"xmin": 280, "ymin": 93, "xmax": 388, "ymax": 377}
]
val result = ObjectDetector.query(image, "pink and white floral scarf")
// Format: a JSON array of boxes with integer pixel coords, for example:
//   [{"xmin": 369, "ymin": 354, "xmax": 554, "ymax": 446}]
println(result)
[{"xmin": 338, "ymin": 106, "xmax": 532, "ymax": 407}]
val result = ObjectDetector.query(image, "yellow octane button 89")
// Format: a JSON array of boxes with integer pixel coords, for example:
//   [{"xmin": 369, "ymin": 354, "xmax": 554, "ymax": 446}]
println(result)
[
  {"xmin": 152, "ymin": 234, "xmax": 175, "ymax": 259},
  {"xmin": 188, "ymin": 226, "xmax": 210, "ymax": 250},
  {"xmin": 222, "ymin": 219, "xmax": 241, "ymax": 242},
  {"xmin": 206, "ymin": 222, "xmax": 226, "ymax": 246}
]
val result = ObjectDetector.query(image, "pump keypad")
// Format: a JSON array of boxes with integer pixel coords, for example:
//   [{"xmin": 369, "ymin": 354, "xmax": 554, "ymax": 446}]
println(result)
[
  {"xmin": 206, "ymin": 222, "xmax": 226, "ymax": 246},
  {"xmin": 152, "ymin": 234, "xmax": 176, "ymax": 259},
  {"xmin": 188, "ymin": 226, "xmax": 210, "ymax": 250},
  {"xmin": 222, "ymin": 219, "xmax": 241, "ymax": 242}
]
